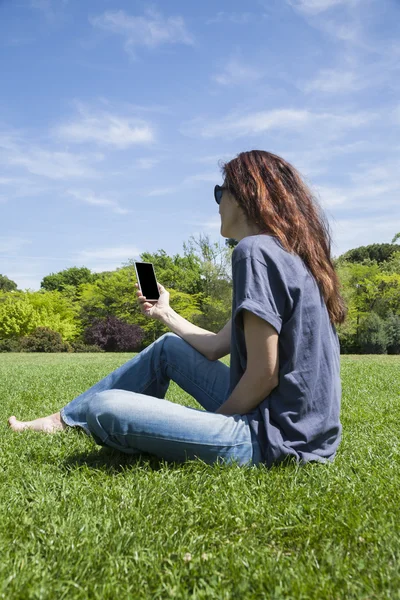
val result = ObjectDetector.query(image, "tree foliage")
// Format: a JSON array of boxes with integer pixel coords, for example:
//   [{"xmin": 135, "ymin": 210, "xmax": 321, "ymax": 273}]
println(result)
[
  {"xmin": 41, "ymin": 267, "xmax": 95, "ymax": 294},
  {"xmin": 0, "ymin": 274, "xmax": 18, "ymax": 292},
  {"xmin": 20, "ymin": 327, "xmax": 71, "ymax": 353},
  {"xmin": 0, "ymin": 290, "xmax": 79, "ymax": 340},
  {"xmin": 338, "ymin": 243, "xmax": 400, "ymax": 265},
  {"xmin": 1, "ymin": 232, "xmax": 400, "ymax": 354},
  {"xmin": 84, "ymin": 316, "xmax": 145, "ymax": 352}
]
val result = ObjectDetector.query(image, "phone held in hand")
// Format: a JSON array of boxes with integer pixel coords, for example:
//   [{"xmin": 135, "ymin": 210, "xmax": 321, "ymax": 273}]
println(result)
[{"xmin": 134, "ymin": 262, "xmax": 160, "ymax": 302}]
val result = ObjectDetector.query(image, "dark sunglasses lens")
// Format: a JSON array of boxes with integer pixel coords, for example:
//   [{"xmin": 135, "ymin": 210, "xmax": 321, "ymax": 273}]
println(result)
[{"xmin": 214, "ymin": 186, "xmax": 222, "ymax": 204}]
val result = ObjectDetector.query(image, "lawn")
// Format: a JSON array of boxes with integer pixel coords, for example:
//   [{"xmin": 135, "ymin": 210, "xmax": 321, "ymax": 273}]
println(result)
[{"xmin": 1, "ymin": 352, "xmax": 399, "ymax": 600}]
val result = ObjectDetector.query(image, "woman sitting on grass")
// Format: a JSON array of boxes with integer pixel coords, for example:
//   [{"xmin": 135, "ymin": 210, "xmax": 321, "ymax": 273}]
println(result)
[{"xmin": 8, "ymin": 150, "xmax": 347, "ymax": 469}]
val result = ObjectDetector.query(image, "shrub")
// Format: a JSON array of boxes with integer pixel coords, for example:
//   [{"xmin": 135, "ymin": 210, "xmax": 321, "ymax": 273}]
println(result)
[
  {"xmin": 84, "ymin": 316, "xmax": 145, "ymax": 352},
  {"xmin": 358, "ymin": 313, "xmax": 388, "ymax": 354},
  {"xmin": 337, "ymin": 332, "xmax": 359, "ymax": 355},
  {"xmin": 0, "ymin": 338, "xmax": 21, "ymax": 352},
  {"xmin": 0, "ymin": 290, "xmax": 79, "ymax": 340},
  {"xmin": 20, "ymin": 327, "xmax": 70, "ymax": 353},
  {"xmin": 70, "ymin": 341, "xmax": 105, "ymax": 353},
  {"xmin": 385, "ymin": 314, "xmax": 400, "ymax": 354}
]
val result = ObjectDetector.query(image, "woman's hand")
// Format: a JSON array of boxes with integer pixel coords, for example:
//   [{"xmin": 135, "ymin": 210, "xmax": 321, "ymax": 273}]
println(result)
[{"xmin": 135, "ymin": 282, "xmax": 170, "ymax": 321}]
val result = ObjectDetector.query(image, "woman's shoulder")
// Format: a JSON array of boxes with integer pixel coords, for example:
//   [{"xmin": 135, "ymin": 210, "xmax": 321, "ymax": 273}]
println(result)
[{"xmin": 233, "ymin": 234, "xmax": 301, "ymax": 270}]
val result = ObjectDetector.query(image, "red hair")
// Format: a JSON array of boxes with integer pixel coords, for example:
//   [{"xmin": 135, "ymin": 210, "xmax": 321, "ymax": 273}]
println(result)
[{"xmin": 222, "ymin": 150, "xmax": 347, "ymax": 325}]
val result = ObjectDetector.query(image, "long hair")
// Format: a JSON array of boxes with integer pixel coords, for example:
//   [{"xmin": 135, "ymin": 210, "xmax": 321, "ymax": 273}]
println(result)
[{"xmin": 221, "ymin": 150, "xmax": 347, "ymax": 325}]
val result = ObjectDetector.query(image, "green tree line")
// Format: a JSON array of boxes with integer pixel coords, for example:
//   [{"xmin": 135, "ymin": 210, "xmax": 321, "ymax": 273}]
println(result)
[{"xmin": 1, "ymin": 233, "xmax": 399, "ymax": 354}]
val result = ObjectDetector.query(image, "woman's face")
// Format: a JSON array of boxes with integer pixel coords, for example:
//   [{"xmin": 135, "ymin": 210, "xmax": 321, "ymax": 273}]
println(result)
[
  {"xmin": 219, "ymin": 184, "xmax": 240, "ymax": 237},
  {"xmin": 219, "ymin": 180, "xmax": 265, "ymax": 241}
]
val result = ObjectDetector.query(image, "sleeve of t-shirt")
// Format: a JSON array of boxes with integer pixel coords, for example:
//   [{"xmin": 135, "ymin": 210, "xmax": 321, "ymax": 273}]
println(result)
[{"xmin": 232, "ymin": 256, "xmax": 286, "ymax": 335}]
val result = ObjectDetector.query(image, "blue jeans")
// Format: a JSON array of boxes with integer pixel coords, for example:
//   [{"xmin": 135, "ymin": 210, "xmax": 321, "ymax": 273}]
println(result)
[{"xmin": 60, "ymin": 333, "xmax": 263, "ymax": 467}]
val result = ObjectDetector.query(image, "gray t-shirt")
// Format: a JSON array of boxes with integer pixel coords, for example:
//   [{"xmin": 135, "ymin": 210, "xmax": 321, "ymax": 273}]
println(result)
[{"xmin": 228, "ymin": 234, "xmax": 342, "ymax": 467}]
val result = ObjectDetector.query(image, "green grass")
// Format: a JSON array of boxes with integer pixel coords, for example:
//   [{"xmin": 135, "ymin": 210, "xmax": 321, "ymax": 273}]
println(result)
[{"xmin": 1, "ymin": 352, "xmax": 399, "ymax": 600}]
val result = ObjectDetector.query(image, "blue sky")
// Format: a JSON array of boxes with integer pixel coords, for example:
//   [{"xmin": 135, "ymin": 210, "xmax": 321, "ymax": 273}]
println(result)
[{"xmin": 1, "ymin": 0, "xmax": 400, "ymax": 291}]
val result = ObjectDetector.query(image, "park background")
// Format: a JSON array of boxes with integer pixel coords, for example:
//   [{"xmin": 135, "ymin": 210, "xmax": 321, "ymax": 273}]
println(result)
[
  {"xmin": 1, "ymin": 3, "xmax": 400, "ymax": 599},
  {"xmin": 1, "ymin": 233, "xmax": 400, "ymax": 355},
  {"xmin": 1, "ymin": 0, "xmax": 400, "ymax": 357}
]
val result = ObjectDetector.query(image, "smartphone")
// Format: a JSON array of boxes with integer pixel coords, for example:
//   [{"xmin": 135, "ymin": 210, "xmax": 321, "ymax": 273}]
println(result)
[{"xmin": 133, "ymin": 261, "xmax": 160, "ymax": 302}]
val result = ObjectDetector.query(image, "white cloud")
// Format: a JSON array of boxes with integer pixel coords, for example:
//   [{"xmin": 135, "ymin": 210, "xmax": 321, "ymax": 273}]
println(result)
[
  {"xmin": 314, "ymin": 159, "xmax": 400, "ymax": 215},
  {"xmin": 67, "ymin": 189, "xmax": 130, "ymax": 215},
  {"xmin": 30, "ymin": 0, "xmax": 54, "ymax": 20},
  {"xmin": 54, "ymin": 107, "xmax": 154, "ymax": 148},
  {"xmin": 213, "ymin": 59, "xmax": 263, "ymax": 86},
  {"xmin": 0, "ymin": 129, "xmax": 103, "ymax": 180},
  {"xmin": 195, "ymin": 153, "xmax": 233, "ymax": 165},
  {"xmin": 287, "ymin": 0, "xmax": 368, "ymax": 48},
  {"xmin": 10, "ymin": 149, "xmax": 101, "ymax": 180},
  {"xmin": 136, "ymin": 158, "xmax": 159, "ymax": 169},
  {"xmin": 0, "ymin": 175, "xmax": 50, "ymax": 201},
  {"xmin": 182, "ymin": 108, "xmax": 374, "ymax": 139},
  {"xmin": 183, "ymin": 172, "xmax": 218, "ymax": 185},
  {"xmin": 74, "ymin": 246, "xmax": 141, "ymax": 269},
  {"xmin": 182, "ymin": 215, "xmax": 221, "ymax": 231},
  {"xmin": 332, "ymin": 215, "xmax": 400, "ymax": 257},
  {"xmin": 302, "ymin": 68, "xmax": 363, "ymax": 93},
  {"xmin": 314, "ymin": 185, "xmax": 349, "ymax": 207},
  {"xmin": 287, "ymin": 0, "xmax": 350, "ymax": 14},
  {"xmin": 206, "ymin": 12, "xmax": 255, "ymax": 25},
  {"xmin": 147, "ymin": 186, "xmax": 178, "ymax": 197},
  {"xmin": 90, "ymin": 8, "xmax": 194, "ymax": 58},
  {"xmin": 30, "ymin": 0, "xmax": 69, "ymax": 24},
  {"xmin": 77, "ymin": 247, "xmax": 139, "ymax": 260},
  {"xmin": 282, "ymin": 141, "xmax": 371, "ymax": 178},
  {"xmin": 0, "ymin": 237, "xmax": 31, "ymax": 254},
  {"xmin": 147, "ymin": 170, "xmax": 219, "ymax": 197}
]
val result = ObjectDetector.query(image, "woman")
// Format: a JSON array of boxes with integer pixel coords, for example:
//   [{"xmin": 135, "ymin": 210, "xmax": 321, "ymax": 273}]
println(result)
[{"xmin": 8, "ymin": 150, "xmax": 347, "ymax": 469}]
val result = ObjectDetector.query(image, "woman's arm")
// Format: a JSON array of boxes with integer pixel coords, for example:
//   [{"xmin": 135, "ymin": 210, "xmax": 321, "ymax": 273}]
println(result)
[{"xmin": 215, "ymin": 310, "xmax": 279, "ymax": 415}]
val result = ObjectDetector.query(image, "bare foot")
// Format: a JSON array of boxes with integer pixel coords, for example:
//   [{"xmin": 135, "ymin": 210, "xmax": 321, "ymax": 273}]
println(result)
[{"xmin": 8, "ymin": 412, "xmax": 67, "ymax": 433}]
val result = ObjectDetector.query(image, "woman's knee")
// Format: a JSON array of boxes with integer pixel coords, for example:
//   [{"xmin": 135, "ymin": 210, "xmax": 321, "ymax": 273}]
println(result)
[
  {"xmin": 159, "ymin": 331, "xmax": 186, "ymax": 356},
  {"xmin": 160, "ymin": 332, "xmax": 180, "ymax": 346},
  {"xmin": 86, "ymin": 391, "xmax": 116, "ymax": 439}
]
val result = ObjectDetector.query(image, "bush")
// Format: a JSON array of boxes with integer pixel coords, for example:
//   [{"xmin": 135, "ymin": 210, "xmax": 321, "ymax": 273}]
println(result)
[
  {"xmin": 0, "ymin": 338, "xmax": 21, "ymax": 352},
  {"xmin": 20, "ymin": 327, "xmax": 70, "ymax": 353},
  {"xmin": 358, "ymin": 313, "xmax": 388, "ymax": 354},
  {"xmin": 70, "ymin": 341, "xmax": 105, "ymax": 353},
  {"xmin": 84, "ymin": 316, "xmax": 145, "ymax": 352},
  {"xmin": 385, "ymin": 314, "xmax": 400, "ymax": 354}
]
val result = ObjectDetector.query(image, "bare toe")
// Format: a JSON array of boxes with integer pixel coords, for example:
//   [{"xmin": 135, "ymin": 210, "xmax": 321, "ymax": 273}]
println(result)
[{"xmin": 8, "ymin": 416, "xmax": 25, "ymax": 431}]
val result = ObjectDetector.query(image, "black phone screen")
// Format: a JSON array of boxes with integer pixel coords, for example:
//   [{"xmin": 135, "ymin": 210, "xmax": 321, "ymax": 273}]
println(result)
[{"xmin": 135, "ymin": 262, "xmax": 160, "ymax": 301}]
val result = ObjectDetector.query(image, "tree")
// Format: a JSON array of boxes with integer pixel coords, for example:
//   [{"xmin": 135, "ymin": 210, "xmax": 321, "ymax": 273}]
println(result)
[
  {"xmin": 386, "ymin": 314, "xmax": 400, "ymax": 354},
  {"xmin": 225, "ymin": 238, "xmax": 239, "ymax": 249},
  {"xmin": 338, "ymin": 244, "xmax": 400, "ymax": 265},
  {"xmin": 381, "ymin": 251, "xmax": 400, "ymax": 275},
  {"xmin": 391, "ymin": 232, "xmax": 400, "ymax": 244},
  {"xmin": 0, "ymin": 274, "xmax": 18, "ymax": 292},
  {"xmin": 84, "ymin": 316, "xmax": 145, "ymax": 352},
  {"xmin": 0, "ymin": 290, "xmax": 79, "ymax": 340},
  {"xmin": 78, "ymin": 266, "xmax": 141, "ymax": 328},
  {"xmin": 20, "ymin": 327, "xmax": 70, "ymax": 352},
  {"xmin": 41, "ymin": 267, "xmax": 95, "ymax": 293},
  {"xmin": 128, "ymin": 246, "xmax": 204, "ymax": 295},
  {"xmin": 181, "ymin": 233, "xmax": 234, "ymax": 332},
  {"xmin": 358, "ymin": 313, "xmax": 388, "ymax": 354},
  {"xmin": 79, "ymin": 263, "xmax": 205, "ymax": 346}
]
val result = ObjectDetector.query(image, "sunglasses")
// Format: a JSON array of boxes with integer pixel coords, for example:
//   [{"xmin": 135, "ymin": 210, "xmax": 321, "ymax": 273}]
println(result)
[{"xmin": 214, "ymin": 184, "xmax": 227, "ymax": 205}]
